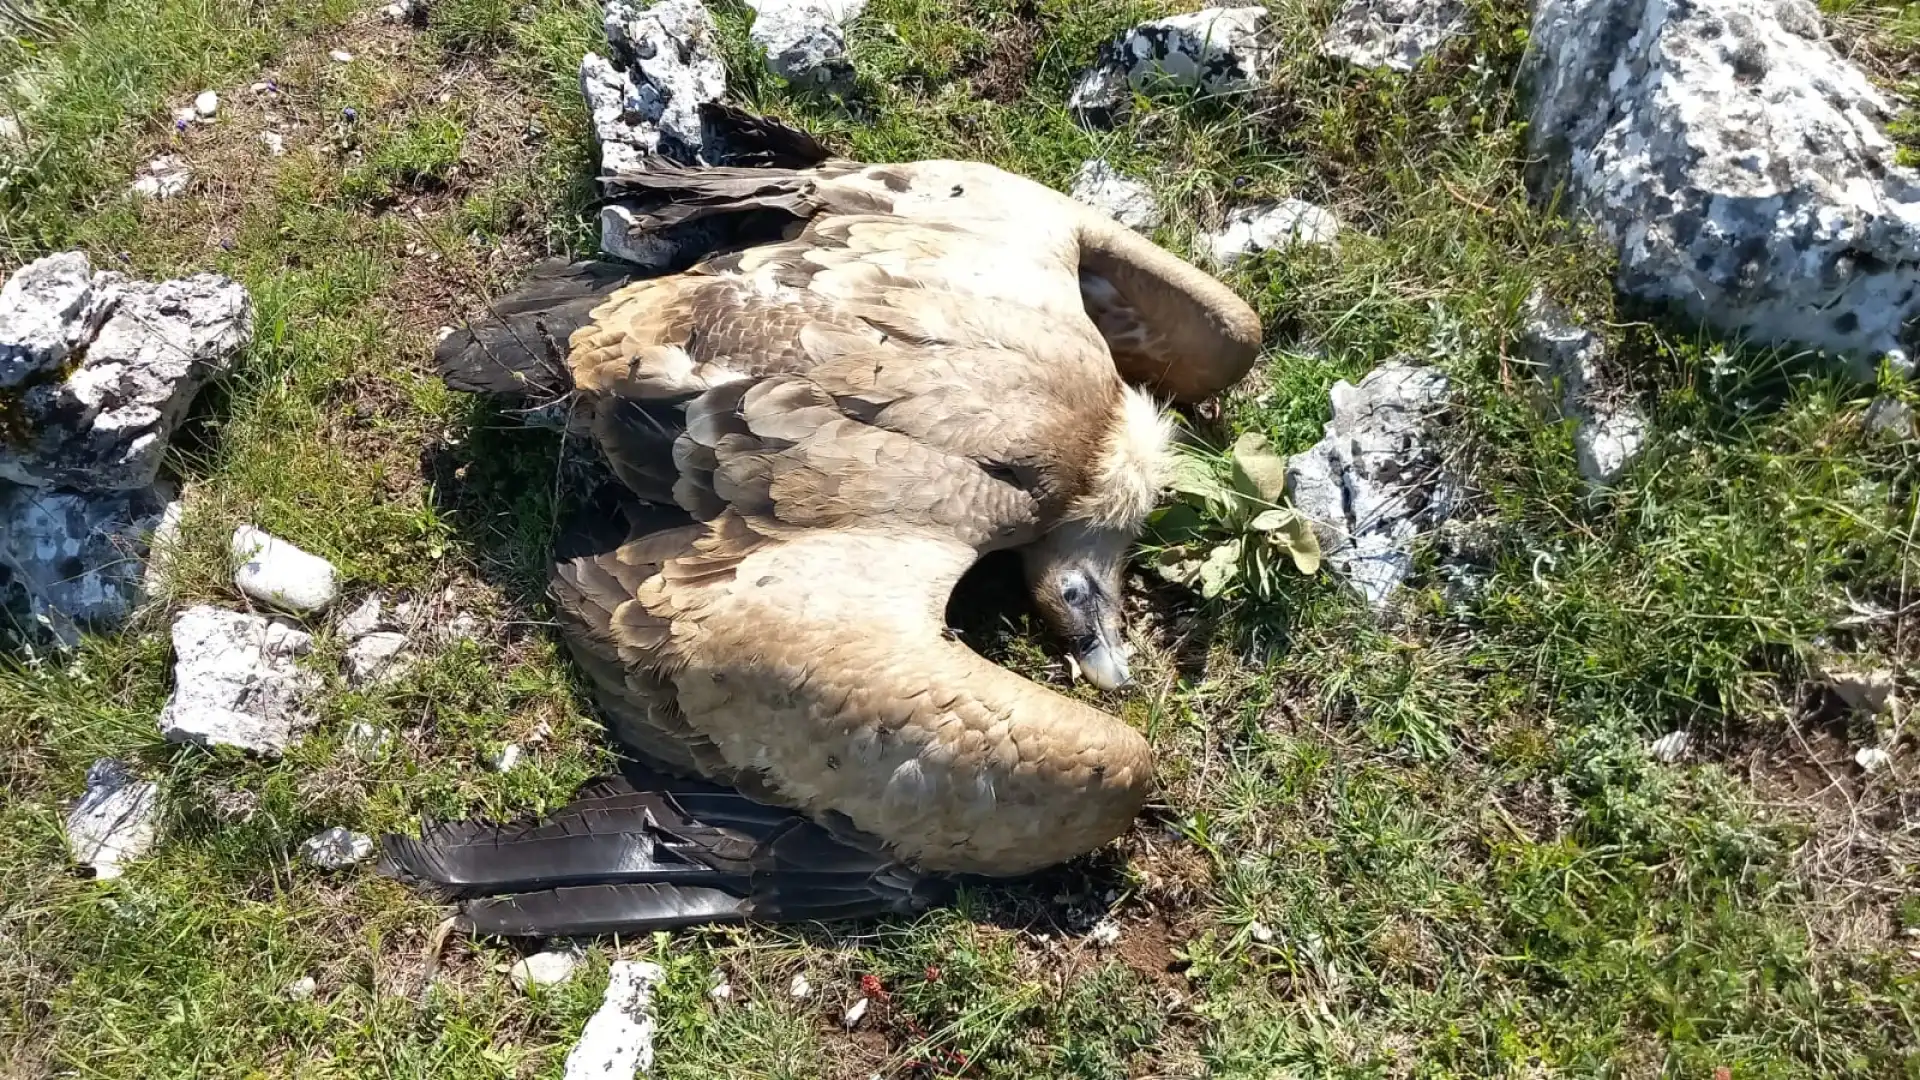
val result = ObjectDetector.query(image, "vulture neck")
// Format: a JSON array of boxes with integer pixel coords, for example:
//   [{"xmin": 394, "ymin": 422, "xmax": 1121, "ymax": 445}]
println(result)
[{"xmin": 1073, "ymin": 212, "xmax": 1263, "ymax": 404}]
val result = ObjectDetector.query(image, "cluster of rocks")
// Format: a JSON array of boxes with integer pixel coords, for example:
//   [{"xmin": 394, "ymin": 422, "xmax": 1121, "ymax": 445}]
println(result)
[
  {"xmin": 1517, "ymin": 289, "xmax": 1648, "ymax": 485},
  {"xmin": 0, "ymin": 251, "xmax": 250, "ymax": 645},
  {"xmin": 1067, "ymin": 7, "xmax": 1272, "ymax": 128}
]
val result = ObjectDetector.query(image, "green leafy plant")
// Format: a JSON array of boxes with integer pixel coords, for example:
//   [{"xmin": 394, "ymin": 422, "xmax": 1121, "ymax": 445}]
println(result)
[{"xmin": 1146, "ymin": 433, "xmax": 1322, "ymax": 602}]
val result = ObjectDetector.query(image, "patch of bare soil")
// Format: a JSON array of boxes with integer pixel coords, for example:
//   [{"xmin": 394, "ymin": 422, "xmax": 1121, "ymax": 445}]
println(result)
[{"xmin": 965, "ymin": 0, "xmax": 1044, "ymax": 106}]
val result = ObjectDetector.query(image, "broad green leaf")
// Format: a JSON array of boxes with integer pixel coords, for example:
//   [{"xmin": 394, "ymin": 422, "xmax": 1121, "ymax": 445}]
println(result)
[
  {"xmin": 1266, "ymin": 511, "xmax": 1323, "ymax": 575},
  {"xmin": 1166, "ymin": 450, "xmax": 1231, "ymax": 504},
  {"xmin": 1198, "ymin": 539, "xmax": 1242, "ymax": 599},
  {"xmin": 1148, "ymin": 502, "xmax": 1211, "ymax": 546},
  {"xmin": 1230, "ymin": 432, "xmax": 1290, "ymax": 503}
]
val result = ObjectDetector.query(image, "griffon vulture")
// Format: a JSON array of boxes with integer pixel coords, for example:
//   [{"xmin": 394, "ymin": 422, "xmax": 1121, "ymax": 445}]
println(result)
[{"xmin": 378, "ymin": 108, "xmax": 1262, "ymax": 934}]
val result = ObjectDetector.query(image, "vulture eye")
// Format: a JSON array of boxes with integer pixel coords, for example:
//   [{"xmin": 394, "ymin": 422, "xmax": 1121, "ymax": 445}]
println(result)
[{"xmin": 1060, "ymin": 580, "xmax": 1088, "ymax": 605}]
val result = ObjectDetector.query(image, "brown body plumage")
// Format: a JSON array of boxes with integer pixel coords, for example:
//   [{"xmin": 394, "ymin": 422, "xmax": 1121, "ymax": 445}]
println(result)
[{"xmin": 381, "ymin": 107, "xmax": 1260, "ymax": 933}]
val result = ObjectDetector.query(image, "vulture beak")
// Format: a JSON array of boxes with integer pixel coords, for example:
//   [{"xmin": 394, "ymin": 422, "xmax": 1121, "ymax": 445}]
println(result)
[
  {"xmin": 1073, "ymin": 622, "xmax": 1133, "ymax": 691},
  {"xmin": 1026, "ymin": 527, "xmax": 1136, "ymax": 692}
]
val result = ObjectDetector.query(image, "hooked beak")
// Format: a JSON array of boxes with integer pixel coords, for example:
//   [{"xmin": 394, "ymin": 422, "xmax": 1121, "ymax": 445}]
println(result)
[{"xmin": 1072, "ymin": 627, "xmax": 1133, "ymax": 691}]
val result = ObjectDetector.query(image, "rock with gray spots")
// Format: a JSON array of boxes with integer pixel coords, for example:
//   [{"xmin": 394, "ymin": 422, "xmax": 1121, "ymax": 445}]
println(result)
[
  {"xmin": 747, "ymin": 0, "xmax": 866, "ymax": 90},
  {"xmin": 581, "ymin": 0, "xmax": 730, "ymax": 269},
  {"xmin": 0, "ymin": 256, "xmax": 251, "ymax": 491},
  {"xmin": 1321, "ymin": 0, "xmax": 1468, "ymax": 72},
  {"xmin": 300, "ymin": 827, "xmax": 374, "ymax": 869},
  {"xmin": 158, "ymin": 604, "xmax": 319, "ymax": 756},
  {"xmin": 1069, "ymin": 7, "xmax": 1271, "ymax": 127},
  {"xmin": 0, "ymin": 251, "xmax": 112, "ymax": 390},
  {"xmin": 0, "ymin": 483, "xmax": 173, "ymax": 645},
  {"xmin": 65, "ymin": 758, "xmax": 160, "ymax": 879},
  {"xmin": 564, "ymin": 961, "xmax": 666, "ymax": 1080},
  {"xmin": 1525, "ymin": 0, "xmax": 1920, "ymax": 375},
  {"xmin": 1205, "ymin": 199, "xmax": 1341, "ymax": 266},
  {"xmin": 1286, "ymin": 361, "xmax": 1454, "ymax": 609},
  {"xmin": 1068, "ymin": 159, "xmax": 1163, "ymax": 233},
  {"xmin": 1518, "ymin": 288, "xmax": 1649, "ymax": 484},
  {"xmin": 1864, "ymin": 397, "xmax": 1913, "ymax": 438}
]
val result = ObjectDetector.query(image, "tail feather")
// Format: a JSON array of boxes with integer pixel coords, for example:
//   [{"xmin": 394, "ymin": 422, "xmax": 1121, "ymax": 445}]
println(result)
[
  {"xmin": 700, "ymin": 102, "xmax": 836, "ymax": 169},
  {"xmin": 377, "ymin": 763, "xmax": 948, "ymax": 935},
  {"xmin": 435, "ymin": 258, "xmax": 636, "ymax": 398}
]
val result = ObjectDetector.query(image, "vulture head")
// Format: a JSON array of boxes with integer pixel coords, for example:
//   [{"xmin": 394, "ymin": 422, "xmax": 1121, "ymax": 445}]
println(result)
[{"xmin": 1023, "ymin": 384, "xmax": 1175, "ymax": 691}]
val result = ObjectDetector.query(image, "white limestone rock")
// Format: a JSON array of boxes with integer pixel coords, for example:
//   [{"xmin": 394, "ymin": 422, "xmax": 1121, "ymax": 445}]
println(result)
[
  {"xmin": 1069, "ymin": 7, "xmax": 1270, "ymax": 126},
  {"xmin": 564, "ymin": 960, "xmax": 665, "ymax": 1080},
  {"xmin": 588, "ymin": 0, "xmax": 726, "ymax": 169},
  {"xmin": 1864, "ymin": 397, "xmax": 1913, "ymax": 438},
  {"xmin": 1321, "ymin": 0, "xmax": 1468, "ymax": 72},
  {"xmin": 1286, "ymin": 361, "xmax": 1454, "ymax": 609},
  {"xmin": 130, "ymin": 155, "xmax": 192, "ymax": 199},
  {"xmin": 1650, "ymin": 729, "xmax": 1692, "ymax": 764},
  {"xmin": 258, "ymin": 131, "xmax": 285, "ymax": 157},
  {"xmin": 0, "ymin": 251, "xmax": 111, "ymax": 390},
  {"xmin": 231, "ymin": 526, "xmax": 337, "ymax": 614},
  {"xmin": 841, "ymin": 995, "xmax": 870, "ymax": 1029},
  {"xmin": 282, "ymin": 975, "xmax": 318, "ymax": 1001},
  {"xmin": 1525, "ymin": 0, "xmax": 1920, "ymax": 375},
  {"xmin": 0, "ymin": 256, "xmax": 251, "ymax": 490},
  {"xmin": 0, "ymin": 483, "xmax": 172, "ymax": 645},
  {"xmin": 789, "ymin": 973, "xmax": 813, "ymax": 999},
  {"xmin": 193, "ymin": 90, "xmax": 219, "ymax": 118},
  {"xmin": 1205, "ymin": 199, "xmax": 1341, "ymax": 266},
  {"xmin": 1068, "ymin": 159, "xmax": 1163, "ymax": 233},
  {"xmin": 300, "ymin": 826, "xmax": 374, "ymax": 869},
  {"xmin": 1821, "ymin": 663, "xmax": 1897, "ymax": 715},
  {"xmin": 1518, "ymin": 288, "xmax": 1650, "ymax": 485},
  {"xmin": 65, "ymin": 759, "xmax": 160, "ymax": 879},
  {"xmin": 1855, "ymin": 746, "xmax": 1893, "ymax": 774},
  {"xmin": 510, "ymin": 949, "xmax": 582, "ymax": 992},
  {"xmin": 343, "ymin": 630, "xmax": 410, "ymax": 687},
  {"xmin": 748, "ymin": 0, "xmax": 866, "ymax": 90},
  {"xmin": 158, "ymin": 605, "xmax": 318, "ymax": 756},
  {"xmin": 487, "ymin": 743, "xmax": 523, "ymax": 773},
  {"xmin": 335, "ymin": 594, "xmax": 386, "ymax": 641}
]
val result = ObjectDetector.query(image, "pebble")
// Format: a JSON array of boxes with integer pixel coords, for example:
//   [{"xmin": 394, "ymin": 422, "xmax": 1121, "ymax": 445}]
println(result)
[
  {"xmin": 283, "ymin": 976, "xmax": 318, "ymax": 1001},
  {"xmin": 64, "ymin": 759, "xmax": 161, "ymax": 880},
  {"xmin": 510, "ymin": 949, "xmax": 581, "ymax": 991},
  {"xmin": 1649, "ymin": 730, "xmax": 1691, "ymax": 764},
  {"xmin": 329, "ymin": 50, "xmax": 354, "ymax": 63},
  {"xmin": 300, "ymin": 826, "xmax": 374, "ymax": 869},
  {"xmin": 258, "ymin": 131, "xmax": 285, "ymax": 157},
  {"xmin": 193, "ymin": 90, "xmax": 219, "ymax": 118},
  {"xmin": 250, "ymin": 81, "xmax": 274, "ymax": 95},
  {"xmin": 708, "ymin": 979, "xmax": 733, "ymax": 1003},
  {"xmin": 488, "ymin": 744, "xmax": 522, "ymax": 772},
  {"xmin": 1249, "ymin": 921, "xmax": 1275, "ymax": 944},
  {"xmin": 1856, "ymin": 746, "xmax": 1893, "ymax": 774},
  {"xmin": 232, "ymin": 525, "xmax": 338, "ymax": 614},
  {"xmin": 343, "ymin": 631, "xmax": 410, "ymax": 687},
  {"xmin": 336, "ymin": 594, "xmax": 385, "ymax": 641},
  {"xmin": 842, "ymin": 996, "xmax": 870, "ymax": 1029},
  {"xmin": 1088, "ymin": 920, "xmax": 1122, "ymax": 948},
  {"xmin": 789, "ymin": 973, "xmax": 812, "ymax": 999}
]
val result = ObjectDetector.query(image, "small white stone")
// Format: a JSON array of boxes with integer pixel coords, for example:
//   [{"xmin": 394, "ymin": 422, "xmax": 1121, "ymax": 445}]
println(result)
[
  {"xmin": 172, "ymin": 106, "xmax": 199, "ymax": 127},
  {"xmin": 509, "ymin": 949, "xmax": 581, "ymax": 991},
  {"xmin": 841, "ymin": 996, "xmax": 870, "ymax": 1029},
  {"xmin": 65, "ymin": 759, "xmax": 160, "ymax": 879},
  {"xmin": 344, "ymin": 722, "xmax": 393, "ymax": 755},
  {"xmin": 1088, "ymin": 919, "xmax": 1122, "ymax": 948},
  {"xmin": 159, "ymin": 605, "xmax": 318, "ymax": 756},
  {"xmin": 1649, "ymin": 730, "xmax": 1691, "ymax": 764},
  {"xmin": 1824, "ymin": 665, "xmax": 1897, "ymax": 716},
  {"xmin": 1856, "ymin": 746, "xmax": 1893, "ymax": 774},
  {"xmin": 232, "ymin": 525, "xmax": 338, "ymax": 614},
  {"xmin": 379, "ymin": 0, "xmax": 415, "ymax": 22},
  {"xmin": 564, "ymin": 961, "xmax": 665, "ymax": 1080},
  {"xmin": 1249, "ymin": 920, "xmax": 1275, "ymax": 944},
  {"xmin": 1068, "ymin": 159, "xmax": 1163, "ymax": 233},
  {"xmin": 789, "ymin": 973, "xmax": 812, "ymax": 999},
  {"xmin": 329, "ymin": 50, "xmax": 354, "ymax": 63},
  {"xmin": 343, "ymin": 631, "xmax": 410, "ymax": 687},
  {"xmin": 258, "ymin": 131, "xmax": 285, "ymax": 157},
  {"xmin": 336, "ymin": 594, "xmax": 385, "ymax": 640},
  {"xmin": 708, "ymin": 979, "xmax": 733, "ymax": 1003},
  {"xmin": 283, "ymin": 976, "xmax": 318, "ymax": 1001},
  {"xmin": 193, "ymin": 90, "xmax": 219, "ymax": 118},
  {"xmin": 130, "ymin": 155, "xmax": 192, "ymax": 199},
  {"xmin": 249, "ymin": 81, "xmax": 274, "ymax": 95},
  {"xmin": 1206, "ymin": 199, "xmax": 1341, "ymax": 266},
  {"xmin": 488, "ymin": 743, "xmax": 522, "ymax": 772},
  {"xmin": 300, "ymin": 826, "xmax": 374, "ymax": 869}
]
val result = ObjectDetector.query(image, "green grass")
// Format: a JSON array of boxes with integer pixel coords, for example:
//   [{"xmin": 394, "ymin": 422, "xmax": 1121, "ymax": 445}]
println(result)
[{"xmin": 4, "ymin": 0, "xmax": 1919, "ymax": 1077}]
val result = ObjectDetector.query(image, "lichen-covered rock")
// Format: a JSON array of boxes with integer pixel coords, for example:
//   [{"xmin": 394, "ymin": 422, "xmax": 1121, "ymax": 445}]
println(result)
[
  {"xmin": 1321, "ymin": 0, "xmax": 1468, "ymax": 72},
  {"xmin": 1205, "ymin": 199, "xmax": 1340, "ymax": 266},
  {"xmin": 1518, "ymin": 289, "xmax": 1650, "ymax": 484},
  {"xmin": 0, "ymin": 251, "xmax": 112, "ymax": 390},
  {"xmin": 65, "ymin": 759, "xmax": 160, "ymax": 879},
  {"xmin": 1286, "ymin": 361, "xmax": 1454, "ymax": 609},
  {"xmin": 1525, "ymin": 0, "xmax": 1920, "ymax": 374},
  {"xmin": 1068, "ymin": 159, "xmax": 1163, "ymax": 233},
  {"xmin": 343, "ymin": 630, "xmax": 410, "ymax": 687},
  {"xmin": 0, "ymin": 258, "xmax": 251, "ymax": 491},
  {"xmin": 564, "ymin": 961, "xmax": 666, "ymax": 1080},
  {"xmin": 747, "ymin": 0, "xmax": 866, "ymax": 90},
  {"xmin": 158, "ymin": 605, "xmax": 319, "ymax": 756},
  {"xmin": 231, "ymin": 526, "xmax": 337, "ymax": 614},
  {"xmin": 1069, "ymin": 7, "xmax": 1270, "ymax": 126},
  {"xmin": 0, "ymin": 483, "xmax": 172, "ymax": 644}
]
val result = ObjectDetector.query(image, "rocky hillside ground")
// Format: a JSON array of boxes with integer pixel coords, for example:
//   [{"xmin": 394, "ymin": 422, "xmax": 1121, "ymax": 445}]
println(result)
[{"xmin": 2, "ymin": 0, "xmax": 1918, "ymax": 1076}]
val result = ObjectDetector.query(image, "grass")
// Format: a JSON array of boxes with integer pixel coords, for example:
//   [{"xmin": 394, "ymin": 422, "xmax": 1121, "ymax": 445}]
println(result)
[{"xmin": 2, "ymin": 0, "xmax": 1918, "ymax": 1077}]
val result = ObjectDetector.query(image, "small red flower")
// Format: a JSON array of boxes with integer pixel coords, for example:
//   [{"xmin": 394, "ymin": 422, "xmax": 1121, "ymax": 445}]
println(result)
[
  {"xmin": 859, "ymin": 973, "xmax": 888, "ymax": 1001},
  {"xmin": 924, "ymin": 965, "xmax": 942, "ymax": 981}
]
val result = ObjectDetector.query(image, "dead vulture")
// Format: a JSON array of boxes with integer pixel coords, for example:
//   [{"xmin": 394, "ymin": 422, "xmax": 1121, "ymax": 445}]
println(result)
[{"xmin": 379, "ymin": 107, "xmax": 1262, "ymax": 934}]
